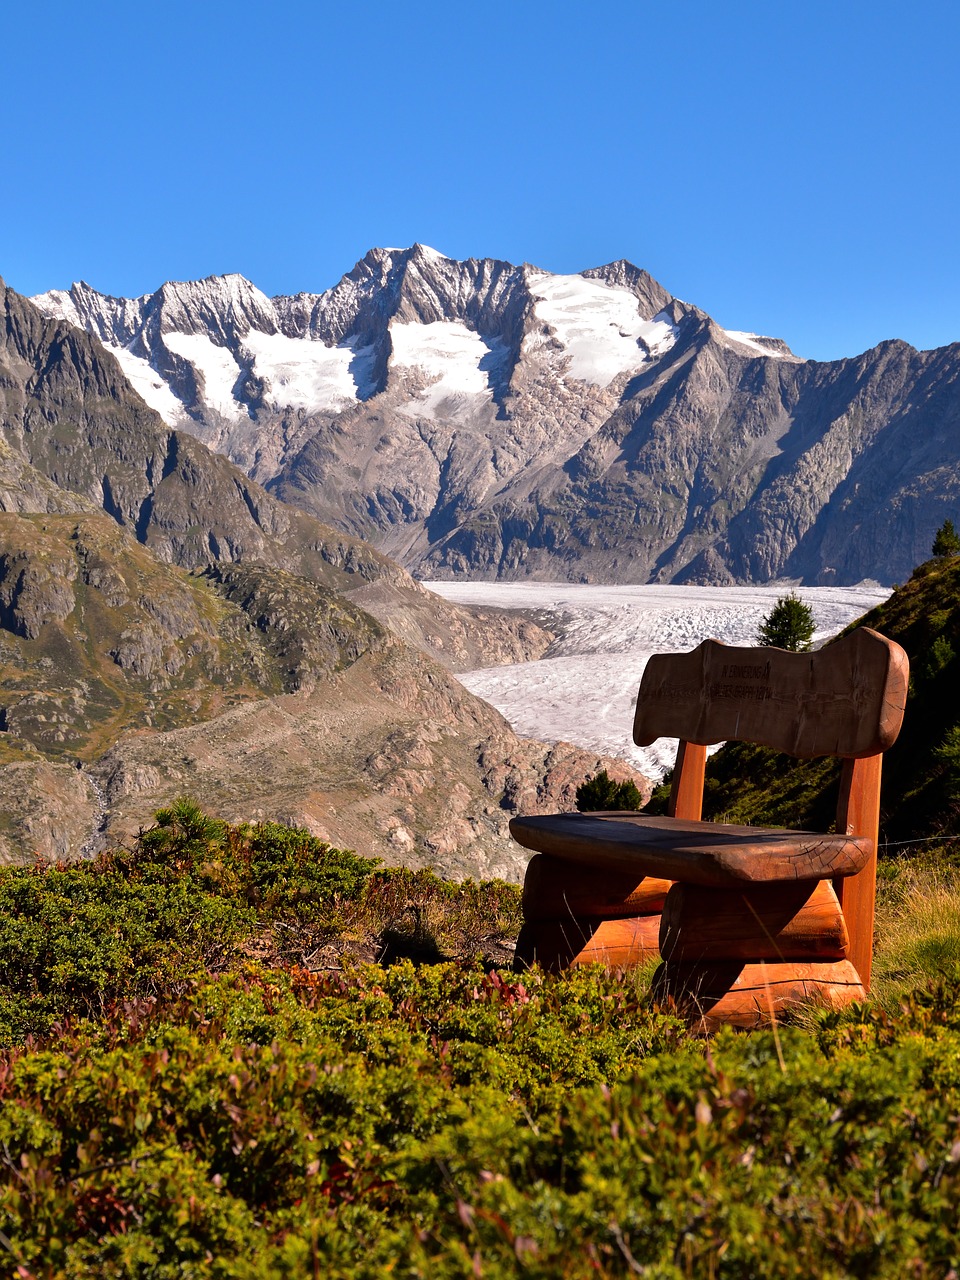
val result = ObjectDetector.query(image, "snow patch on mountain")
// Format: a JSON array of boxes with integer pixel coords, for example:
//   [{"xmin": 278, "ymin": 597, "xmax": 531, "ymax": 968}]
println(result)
[
  {"xmin": 720, "ymin": 329, "xmax": 798, "ymax": 360},
  {"xmin": 162, "ymin": 332, "xmax": 244, "ymax": 418},
  {"xmin": 526, "ymin": 272, "xmax": 678, "ymax": 385},
  {"xmin": 110, "ymin": 345, "xmax": 187, "ymax": 421},
  {"xmin": 390, "ymin": 320, "xmax": 507, "ymax": 417},
  {"xmin": 31, "ymin": 288, "xmax": 81, "ymax": 326},
  {"xmin": 241, "ymin": 330, "xmax": 377, "ymax": 411},
  {"xmin": 412, "ymin": 244, "xmax": 447, "ymax": 262}
]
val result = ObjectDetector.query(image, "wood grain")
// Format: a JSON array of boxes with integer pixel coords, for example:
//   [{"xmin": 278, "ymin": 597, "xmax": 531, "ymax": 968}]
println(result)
[
  {"xmin": 658, "ymin": 878, "xmax": 848, "ymax": 962},
  {"xmin": 651, "ymin": 958, "xmax": 865, "ymax": 1031},
  {"xmin": 669, "ymin": 740, "xmax": 707, "ymax": 820},
  {"xmin": 514, "ymin": 915, "xmax": 661, "ymax": 973},
  {"xmin": 509, "ymin": 812, "xmax": 871, "ymax": 885},
  {"xmin": 521, "ymin": 854, "xmax": 671, "ymax": 921},
  {"xmin": 634, "ymin": 627, "xmax": 908, "ymax": 759},
  {"xmin": 834, "ymin": 754, "xmax": 883, "ymax": 991}
]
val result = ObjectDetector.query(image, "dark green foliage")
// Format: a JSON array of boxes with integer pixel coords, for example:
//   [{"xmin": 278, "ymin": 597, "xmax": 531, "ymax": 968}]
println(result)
[
  {"xmin": 576, "ymin": 768, "xmax": 644, "ymax": 811},
  {"xmin": 701, "ymin": 741, "xmax": 841, "ymax": 830},
  {"xmin": 755, "ymin": 591, "xmax": 815, "ymax": 651},
  {"xmin": 934, "ymin": 725, "xmax": 960, "ymax": 803},
  {"xmin": 0, "ymin": 802, "xmax": 521, "ymax": 1046},
  {"xmin": 919, "ymin": 633, "xmax": 956, "ymax": 683},
  {"xmin": 5, "ymin": 961, "xmax": 960, "ymax": 1274},
  {"xmin": 644, "ymin": 767, "xmax": 673, "ymax": 815},
  {"xmin": 933, "ymin": 518, "xmax": 960, "ymax": 558},
  {"xmin": 708, "ymin": 557, "xmax": 960, "ymax": 846}
]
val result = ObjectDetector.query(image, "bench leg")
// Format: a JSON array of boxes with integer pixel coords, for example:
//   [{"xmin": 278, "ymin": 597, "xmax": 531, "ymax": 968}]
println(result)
[
  {"xmin": 514, "ymin": 916, "xmax": 661, "ymax": 974},
  {"xmin": 651, "ymin": 959, "xmax": 865, "ymax": 1033}
]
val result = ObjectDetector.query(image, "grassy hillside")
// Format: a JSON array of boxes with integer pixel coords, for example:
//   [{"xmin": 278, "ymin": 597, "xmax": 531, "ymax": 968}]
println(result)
[
  {"xmin": 2, "ymin": 805, "xmax": 960, "ymax": 1276},
  {"xmin": 686, "ymin": 557, "xmax": 960, "ymax": 851},
  {"xmin": 0, "ymin": 513, "xmax": 389, "ymax": 767}
]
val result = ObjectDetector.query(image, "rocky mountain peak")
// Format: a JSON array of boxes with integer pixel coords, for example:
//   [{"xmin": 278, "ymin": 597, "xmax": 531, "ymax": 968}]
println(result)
[
  {"xmin": 27, "ymin": 248, "xmax": 960, "ymax": 587},
  {"xmin": 153, "ymin": 274, "xmax": 277, "ymax": 342},
  {"xmin": 581, "ymin": 259, "xmax": 675, "ymax": 316}
]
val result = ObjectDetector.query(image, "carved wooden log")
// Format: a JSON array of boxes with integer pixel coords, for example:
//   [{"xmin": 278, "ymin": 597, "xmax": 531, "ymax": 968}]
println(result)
[
  {"xmin": 521, "ymin": 854, "xmax": 671, "ymax": 922},
  {"xmin": 651, "ymin": 958, "xmax": 865, "ymax": 1032},
  {"xmin": 514, "ymin": 915, "xmax": 661, "ymax": 974},
  {"xmin": 509, "ymin": 812, "xmax": 871, "ymax": 885},
  {"xmin": 659, "ymin": 878, "xmax": 848, "ymax": 963},
  {"xmin": 634, "ymin": 629, "xmax": 909, "ymax": 759}
]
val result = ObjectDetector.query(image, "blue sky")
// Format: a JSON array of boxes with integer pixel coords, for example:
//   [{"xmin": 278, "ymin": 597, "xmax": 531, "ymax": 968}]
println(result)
[{"xmin": 4, "ymin": 0, "xmax": 958, "ymax": 360}]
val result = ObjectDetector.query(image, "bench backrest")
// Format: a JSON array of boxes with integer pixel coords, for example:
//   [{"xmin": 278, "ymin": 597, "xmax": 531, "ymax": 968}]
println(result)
[
  {"xmin": 634, "ymin": 627, "xmax": 908, "ymax": 759},
  {"xmin": 632, "ymin": 625, "xmax": 909, "ymax": 990}
]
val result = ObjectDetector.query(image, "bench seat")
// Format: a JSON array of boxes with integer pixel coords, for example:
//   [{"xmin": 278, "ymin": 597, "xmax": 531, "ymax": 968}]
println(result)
[{"xmin": 509, "ymin": 811, "xmax": 871, "ymax": 886}]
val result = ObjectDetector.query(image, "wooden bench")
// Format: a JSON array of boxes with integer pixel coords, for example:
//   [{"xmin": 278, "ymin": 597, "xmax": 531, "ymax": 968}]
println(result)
[{"xmin": 510, "ymin": 626, "xmax": 909, "ymax": 1029}]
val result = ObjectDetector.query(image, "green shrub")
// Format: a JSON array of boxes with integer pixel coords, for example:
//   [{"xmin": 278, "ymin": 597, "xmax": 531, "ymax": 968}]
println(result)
[
  {"xmin": 0, "ymin": 802, "xmax": 523, "ymax": 1043},
  {"xmin": 934, "ymin": 723, "xmax": 960, "ymax": 801},
  {"xmin": 932, "ymin": 517, "xmax": 960, "ymax": 558},
  {"xmin": 4, "ymin": 963, "xmax": 960, "ymax": 1276},
  {"xmin": 919, "ymin": 634, "xmax": 956, "ymax": 683},
  {"xmin": 576, "ymin": 768, "xmax": 644, "ymax": 811}
]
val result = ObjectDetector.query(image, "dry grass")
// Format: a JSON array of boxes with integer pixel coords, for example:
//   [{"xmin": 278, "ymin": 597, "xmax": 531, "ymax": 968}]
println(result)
[{"xmin": 872, "ymin": 855, "xmax": 960, "ymax": 1007}]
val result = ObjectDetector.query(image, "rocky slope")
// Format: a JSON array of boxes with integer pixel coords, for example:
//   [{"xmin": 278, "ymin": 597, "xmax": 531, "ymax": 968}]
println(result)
[
  {"xmin": 1, "ymin": 278, "xmax": 549, "ymax": 672},
  {"xmin": 34, "ymin": 246, "xmax": 960, "ymax": 586},
  {"xmin": 0, "ymin": 287, "xmax": 638, "ymax": 874},
  {"xmin": 0, "ymin": 513, "xmax": 639, "ymax": 874}
]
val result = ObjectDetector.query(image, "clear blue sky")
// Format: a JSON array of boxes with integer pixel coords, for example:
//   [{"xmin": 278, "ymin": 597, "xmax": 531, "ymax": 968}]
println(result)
[{"xmin": 3, "ymin": 0, "xmax": 958, "ymax": 360}]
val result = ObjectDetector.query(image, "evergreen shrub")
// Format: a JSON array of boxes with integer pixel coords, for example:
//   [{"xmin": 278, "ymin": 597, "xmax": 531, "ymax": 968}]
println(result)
[{"xmin": 576, "ymin": 769, "xmax": 644, "ymax": 811}]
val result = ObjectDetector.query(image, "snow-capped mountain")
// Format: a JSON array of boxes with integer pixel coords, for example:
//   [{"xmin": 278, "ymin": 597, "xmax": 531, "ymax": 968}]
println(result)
[
  {"xmin": 33, "ymin": 246, "xmax": 791, "ymax": 471},
  {"xmin": 33, "ymin": 246, "xmax": 960, "ymax": 586}
]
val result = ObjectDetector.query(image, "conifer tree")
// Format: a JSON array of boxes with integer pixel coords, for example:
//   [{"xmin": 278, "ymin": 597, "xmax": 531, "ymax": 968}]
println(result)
[
  {"xmin": 756, "ymin": 592, "xmax": 816, "ymax": 652},
  {"xmin": 576, "ymin": 769, "xmax": 644, "ymax": 811},
  {"xmin": 932, "ymin": 519, "xmax": 960, "ymax": 558}
]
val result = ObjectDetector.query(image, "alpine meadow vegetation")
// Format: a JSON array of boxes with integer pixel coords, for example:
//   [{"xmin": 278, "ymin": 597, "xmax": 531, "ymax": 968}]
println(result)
[{"xmin": 0, "ymin": 800, "xmax": 958, "ymax": 1275}]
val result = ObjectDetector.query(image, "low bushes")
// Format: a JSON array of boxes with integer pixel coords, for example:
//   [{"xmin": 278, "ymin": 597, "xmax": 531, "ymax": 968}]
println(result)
[
  {"xmin": 3, "ymin": 963, "xmax": 960, "ymax": 1276},
  {"xmin": 0, "ymin": 799, "xmax": 520, "ymax": 1044},
  {"xmin": 2, "ymin": 803, "xmax": 960, "ymax": 1276}
]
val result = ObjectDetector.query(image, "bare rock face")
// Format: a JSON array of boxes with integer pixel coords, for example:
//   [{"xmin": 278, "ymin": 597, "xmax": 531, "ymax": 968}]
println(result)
[
  {"xmin": 0, "ymin": 761, "xmax": 97, "ymax": 865},
  {"xmin": 32, "ymin": 249, "xmax": 960, "ymax": 587},
  {"xmin": 0, "ymin": 539, "xmax": 77, "ymax": 638}
]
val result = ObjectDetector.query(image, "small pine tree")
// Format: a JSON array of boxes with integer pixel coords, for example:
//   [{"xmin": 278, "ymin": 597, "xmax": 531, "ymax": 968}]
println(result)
[
  {"xmin": 575, "ymin": 769, "xmax": 645, "ymax": 812},
  {"xmin": 932, "ymin": 519, "xmax": 960, "ymax": 558},
  {"xmin": 756, "ymin": 592, "xmax": 816, "ymax": 652}
]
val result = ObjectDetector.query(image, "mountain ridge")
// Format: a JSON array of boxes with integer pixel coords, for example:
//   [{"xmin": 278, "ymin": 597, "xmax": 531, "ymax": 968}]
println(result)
[{"xmin": 32, "ymin": 248, "xmax": 959, "ymax": 587}]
